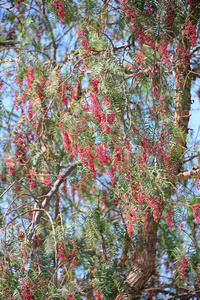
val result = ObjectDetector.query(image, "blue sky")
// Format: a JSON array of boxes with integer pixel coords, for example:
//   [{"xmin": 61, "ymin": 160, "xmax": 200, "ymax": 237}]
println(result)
[{"xmin": 190, "ymin": 78, "xmax": 200, "ymax": 144}]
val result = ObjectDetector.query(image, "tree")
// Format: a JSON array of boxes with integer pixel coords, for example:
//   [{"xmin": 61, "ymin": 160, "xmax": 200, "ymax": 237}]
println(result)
[{"xmin": 0, "ymin": 0, "xmax": 200, "ymax": 299}]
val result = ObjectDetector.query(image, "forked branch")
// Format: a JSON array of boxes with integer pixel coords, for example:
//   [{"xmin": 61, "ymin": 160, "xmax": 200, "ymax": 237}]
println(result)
[{"xmin": 28, "ymin": 163, "xmax": 77, "ymax": 241}]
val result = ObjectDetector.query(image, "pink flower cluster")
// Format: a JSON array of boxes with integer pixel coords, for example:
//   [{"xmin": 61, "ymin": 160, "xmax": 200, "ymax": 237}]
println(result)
[
  {"xmin": 5, "ymin": 130, "xmax": 29, "ymax": 176},
  {"xmin": 52, "ymin": 0, "xmax": 65, "ymax": 23},
  {"xmin": 184, "ymin": 22, "xmax": 197, "ymax": 46},
  {"xmin": 76, "ymin": 26, "xmax": 88, "ymax": 38},
  {"xmin": 58, "ymin": 122, "xmax": 71, "ymax": 152},
  {"xmin": 77, "ymin": 27, "xmax": 92, "ymax": 56},
  {"xmin": 95, "ymin": 291, "xmax": 102, "ymax": 300},
  {"xmin": 20, "ymin": 280, "xmax": 34, "ymax": 300},
  {"xmin": 193, "ymin": 203, "xmax": 200, "ymax": 224},
  {"xmin": 59, "ymin": 83, "xmax": 73, "ymax": 106},
  {"xmin": 32, "ymin": 120, "xmax": 41, "ymax": 138},
  {"xmin": 89, "ymin": 77, "xmax": 116, "ymax": 133},
  {"xmin": 165, "ymin": 205, "xmax": 175, "ymax": 230},
  {"xmin": 62, "ymin": 179, "xmax": 67, "ymax": 194},
  {"xmin": 114, "ymin": 295, "xmax": 123, "ymax": 300},
  {"xmin": 126, "ymin": 208, "xmax": 137, "ymax": 237},
  {"xmin": 86, "ymin": 148, "xmax": 96, "ymax": 176},
  {"xmin": 108, "ymin": 167, "xmax": 115, "ymax": 185},
  {"xmin": 25, "ymin": 67, "xmax": 34, "ymax": 90},
  {"xmin": 95, "ymin": 143, "xmax": 109, "ymax": 165},
  {"xmin": 113, "ymin": 145, "xmax": 122, "ymax": 173},
  {"xmin": 13, "ymin": 131, "xmax": 27, "ymax": 165},
  {"xmin": 196, "ymin": 264, "xmax": 200, "ymax": 289},
  {"xmin": 122, "ymin": 126, "xmax": 176, "ymax": 237},
  {"xmin": 57, "ymin": 174, "xmax": 63, "ymax": 181},
  {"xmin": 42, "ymin": 173, "xmax": 51, "ymax": 187},
  {"xmin": 5, "ymin": 157, "xmax": 15, "ymax": 176},
  {"xmin": 164, "ymin": 2, "xmax": 175, "ymax": 34},
  {"xmin": 177, "ymin": 253, "xmax": 187, "ymax": 279},
  {"xmin": 28, "ymin": 100, "xmax": 33, "ymax": 120},
  {"xmin": 65, "ymin": 294, "xmax": 75, "ymax": 300},
  {"xmin": 57, "ymin": 240, "xmax": 78, "ymax": 270},
  {"xmin": 120, "ymin": 0, "xmax": 135, "ymax": 20},
  {"xmin": 158, "ymin": 41, "xmax": 171, "ymax": 68},
  {"xmin": 147, "ymin": 196, "xmax": 162, "ymax": 222}
]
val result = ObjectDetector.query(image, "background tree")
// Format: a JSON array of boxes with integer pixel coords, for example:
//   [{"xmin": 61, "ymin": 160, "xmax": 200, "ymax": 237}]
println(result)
[{"xmin": 0, "ymin": 0, "xmax": 200, "ymax": 299}]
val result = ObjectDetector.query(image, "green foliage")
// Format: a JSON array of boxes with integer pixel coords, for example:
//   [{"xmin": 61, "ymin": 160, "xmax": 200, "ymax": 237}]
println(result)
[{"xmin": 0, "ymin": 0, "xmax": 200, "ymax": 299}]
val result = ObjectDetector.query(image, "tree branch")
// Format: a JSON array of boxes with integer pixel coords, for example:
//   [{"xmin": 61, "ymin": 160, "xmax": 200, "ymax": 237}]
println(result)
[
  {"xmin": 190, "ymin": 44, "xmax": 200, "ymax": 56},
  {"xmin": 178, "ymin": 168, "xmax": 200, "ymax": 181},
  {"xmin": 28, "ymin": 163, "xmax": 77, "ymax": 241}
]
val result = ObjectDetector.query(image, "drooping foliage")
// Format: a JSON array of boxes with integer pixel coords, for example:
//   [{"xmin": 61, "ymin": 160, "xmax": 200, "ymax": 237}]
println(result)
[{"xmin": 0, "ymin": 0, "xmax": 200, "ymax": 299}]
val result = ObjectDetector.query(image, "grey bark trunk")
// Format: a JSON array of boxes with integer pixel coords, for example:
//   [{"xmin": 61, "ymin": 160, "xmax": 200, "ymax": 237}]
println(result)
[{"xmin": 125, "ymin": 222, "xmax": 157, "ymax": 295}]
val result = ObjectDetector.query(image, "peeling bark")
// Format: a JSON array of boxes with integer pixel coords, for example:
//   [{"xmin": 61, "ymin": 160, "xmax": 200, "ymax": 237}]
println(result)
[
  {"xmin": 118, "ymin": 232, "xmax": 130, "ymax": 268},
  {"xmin": 125, "ymin": 222, "xmax": 157, "ymax": 295},
  {"xmin": 178, "ymin": 168, "xmax": 200, "ymax": 181}
]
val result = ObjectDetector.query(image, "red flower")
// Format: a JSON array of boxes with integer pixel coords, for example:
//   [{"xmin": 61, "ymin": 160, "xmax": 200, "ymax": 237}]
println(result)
[
  {"xmin": 177, "ymin": 253, "xmax": 187, "ymax": 279},
  {"xmin": 193, "ymin": 203, "xmax": 200, "ymax": 224}
]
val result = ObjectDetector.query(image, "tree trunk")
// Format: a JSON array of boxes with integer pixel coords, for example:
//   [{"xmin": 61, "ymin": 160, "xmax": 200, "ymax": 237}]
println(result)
[
  {"xmin": 174, "ymin": 1, "xmax": 198, "ymax": 158},
  {"xmin": 124, "ymin": 2, "xmax": 199, "ymax": 296},
  {"xmin": 125, "ymin": 222, "xmax": 157, "ymax": 295}
]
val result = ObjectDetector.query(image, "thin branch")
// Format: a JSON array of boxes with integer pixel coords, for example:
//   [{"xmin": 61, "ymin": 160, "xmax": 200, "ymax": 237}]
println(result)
[
  {"xmin": 188, "ymin": 66, "xmax": 200, "ymax": 78},
  {"xmin": 44, "ymin": 210, "xmax": 58, "ymax": 273},
  {"xmin": 6, "ymin": 208, "xmax": 44, "ymax": 227},
  {"xmin": 190, "ymin": 44, "xmax": 200, "ymax": 56},
  {"xmin": 28, "ymin": 163, "xmax": 77, "ymax": 241},
  {"xmin": 42, "ymin": 0, "xmax": 57, "ymax": 62},
  {"xmin": 100, "ymin": 31, "xmax": 129, "ymax": 52},
  {"xmin": 0, "ymin": 179, "xmax": 22, "ymax": 198},
  {"xmin": 100, "ymin": 233, "xmax": 108, "ymax": 262},
  {"xmin": 183, "ymin": 153, "xmax": 199, "ymax": 163}
]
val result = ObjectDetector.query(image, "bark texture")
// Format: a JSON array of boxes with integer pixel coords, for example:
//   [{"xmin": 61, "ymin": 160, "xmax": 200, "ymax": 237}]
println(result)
[
  {"xmin": 178, "ymin": 168, "xmax": 200, "ymax": 181},
  {"xmin": 125, "ymin": 222, "xmax": 157, "ymax": 295},
  {"xmin": 174, "ymin": 2, "xmax": 198, "ymax": 154}
]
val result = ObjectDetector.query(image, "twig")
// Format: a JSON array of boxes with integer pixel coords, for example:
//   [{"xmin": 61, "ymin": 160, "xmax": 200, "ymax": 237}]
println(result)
[
  {"xmin": 0, "ymin": 179, "xmax": 22, "ymax": 198},
  {"xmin": 190, "ymin": 44, "xmax": 200, "ymax": 56},
  {"xmin": 100, "ymin": 233, "xmax": 107, "ymax": 262}
]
